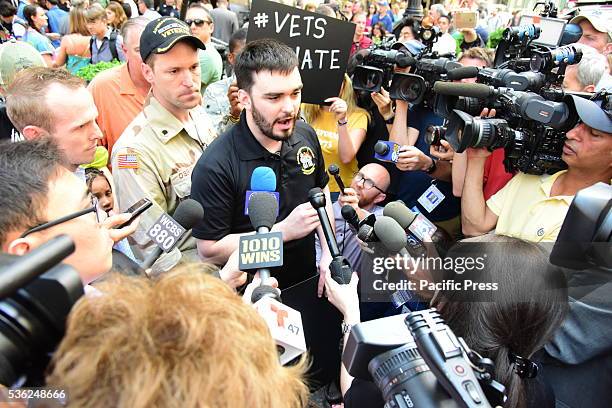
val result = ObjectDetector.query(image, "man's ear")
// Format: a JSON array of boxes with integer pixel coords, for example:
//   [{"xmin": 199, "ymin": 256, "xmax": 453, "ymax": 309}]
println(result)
[
  {"xmin": 121, "ymin": 42, "xmax": 128, "ymax": 56},
  {"xmin": 141, "ymin": 62, "xmax": 154, "ymax": 85},
  {"xmin": 238, "ymin": 89, "xmax": 251, "ymax": 110},
  {"xmin": 585, "ymin": 84, "xmax": 596, "ymax": 92},
  {"xmin": 21, "ymin": 126, "xmax": 47, "ymax": 141},
  {"xmin": 6, "ymin": 238, "xmax": 33, "ymax": 256},
  {"xmin": 373, "ymin": 193, "xmax": 387, "ymax": 205}
]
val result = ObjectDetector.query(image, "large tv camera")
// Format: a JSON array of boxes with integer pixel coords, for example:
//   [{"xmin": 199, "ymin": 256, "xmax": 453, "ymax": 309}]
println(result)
[
  {"xmin": 344, "ymin": 308, "xmax": 506, "ymax": 407},
  {"xmin": 0, "ymin": 235, "xmax": 83, "ymax": 386},
  {"xmin": 428, "ymin": 82, "xmax": 606, "ymax": 175},
  {"xmin": 353, "ymin": 24, "xmax": 460, "ymax": 105}
]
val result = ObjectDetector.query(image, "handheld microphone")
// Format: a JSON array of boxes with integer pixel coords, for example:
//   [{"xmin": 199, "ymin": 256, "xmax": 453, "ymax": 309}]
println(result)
[
  {"xmin": 446, "ymin": 66, "xmax": 479, "ymax": 81},
  {"xmin": 383, "ymin": 201, "xmax": 453, "ymax": 255},
  {"xmin": 373, "ymin": 216, "xmax": 409, "ymax": 256},
  {"xmin": 246, "ymin": 192, "xmax": 282, "ymax": 303},
  {"xmin": 328, "ymin": 164, "xmax": 346, "ymax": 193},
  {"xmin": 0, "ymin": 234, "xmax": 74, "ymax": 299},
  {"xmin": 142, "ymin": 199, "xmax": 204, "ymax": 269},
  {"xmin": 308, "ymin": 187, "xmax": 352, "ymax": 284},
  {"xmin": 374, "ymin": 141, "xmax": 401, "ymax": 163},
  {"xmin": 341, "ymin": 205, "xmax": 360, "ymax": 231},
  {"xmin": 245, "ymin": 166, "xmax": 279, "ymax": 216},
  {"xmin": 253, "ymin": 295, "xmax": 307, "ymax": 365}
]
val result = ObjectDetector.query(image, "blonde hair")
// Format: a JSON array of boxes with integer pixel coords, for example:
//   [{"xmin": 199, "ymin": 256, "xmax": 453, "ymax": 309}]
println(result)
[
  {"xmin": 106, "ymin": 2, "xmax": 127, "ymax": 29},
  {"xmin": 46, "ymin": 266, "xmax": 309, "ymax": 408},
  {"xmin": 6, "ymin": 67, "xmax": 85, "ymax": 133},
  {"xmin": 84, "ymin": 3, "xmax": 106, "ymax": 22},
  {"xmin": 302, "ymin": 74, "xmax": 370, "ymax": 124},
  {"xmin": 68, "ymin": 5, "xmax": 90, "ymax": 36}
]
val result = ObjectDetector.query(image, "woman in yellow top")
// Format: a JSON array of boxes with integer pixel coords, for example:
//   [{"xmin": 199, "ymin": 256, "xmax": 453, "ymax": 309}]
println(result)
[{"xmin": 302, "ymin": 75, "xmax": 370, "ymax": 198}]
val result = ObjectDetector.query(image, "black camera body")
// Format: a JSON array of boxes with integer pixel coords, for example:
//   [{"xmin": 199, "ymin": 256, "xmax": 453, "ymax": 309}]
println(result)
[{"xmin": 344, "ymin": 309, "xmax": 506, "ymax": 407}]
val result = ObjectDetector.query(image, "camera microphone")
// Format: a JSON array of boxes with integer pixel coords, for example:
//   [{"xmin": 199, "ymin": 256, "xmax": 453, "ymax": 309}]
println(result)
[
  {"xmin": 433, "ymin": 81, "xmax": 495, "ymax": 99},
  {"xmin": 446, "ymin": 66, "xmax": 479, "ymax": 81}
]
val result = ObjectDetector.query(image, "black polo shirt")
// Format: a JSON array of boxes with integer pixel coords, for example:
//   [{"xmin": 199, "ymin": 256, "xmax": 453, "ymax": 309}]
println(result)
[{"xmin": 191, "ymin": 111, "xmax": 329, "ymax": 288}]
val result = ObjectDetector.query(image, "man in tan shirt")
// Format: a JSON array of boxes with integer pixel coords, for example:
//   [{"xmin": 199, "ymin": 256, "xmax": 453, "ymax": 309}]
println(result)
[
  {"xmin": 88, "ymin": 17, "xmax": 151, "ymax": 159},
  {"xmin": 112, "ymin": 17, "xmax": 217, "ymax": 272}
]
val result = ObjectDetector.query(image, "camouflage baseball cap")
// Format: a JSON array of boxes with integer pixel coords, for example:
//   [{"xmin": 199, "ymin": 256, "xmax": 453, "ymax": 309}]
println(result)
[{"xmin": 0, "ymin": 40, "xmax": 45, "ymax": 89}]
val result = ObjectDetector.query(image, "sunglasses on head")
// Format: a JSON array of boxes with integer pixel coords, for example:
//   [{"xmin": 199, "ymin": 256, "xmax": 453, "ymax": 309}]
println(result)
[{"xmin": 185, "ymin": 18, "xmax": 210, "ymax": 27}]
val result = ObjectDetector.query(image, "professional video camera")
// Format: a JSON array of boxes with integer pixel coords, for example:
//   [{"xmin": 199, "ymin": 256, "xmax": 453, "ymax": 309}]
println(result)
[
  {"xmin": 427, "ymin": 82, "xmax": 608, "ymax": 175},
  {"xmin": 343, "ymin": 308, "xmax": 506, "ymax": 407},
  {"xmin": 0, "ymin": 235, "xmax": 83, "ymax": 386},
  {"xmin": 353, "ymin": 23, "xmax": 460, "ymax": 104}
]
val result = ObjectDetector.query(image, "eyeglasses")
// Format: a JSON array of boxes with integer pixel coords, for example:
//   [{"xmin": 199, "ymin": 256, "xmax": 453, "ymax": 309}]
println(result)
[
  {"xmin": 354, "ymin": 172, "xmax": 386, "ymax": 194},
  {"xmin": 185, "ymin": 19, "xmax": 211, "ymax": 27},
  {"xmin": 19, "ymin": 196, "xmax": 104, "ymax": 239}
]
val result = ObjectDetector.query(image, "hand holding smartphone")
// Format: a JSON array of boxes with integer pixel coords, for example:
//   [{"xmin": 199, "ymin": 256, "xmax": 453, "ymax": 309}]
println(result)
[{"xmin": 116, "ymin": 198, "xmax": 152, "ymax": 229}]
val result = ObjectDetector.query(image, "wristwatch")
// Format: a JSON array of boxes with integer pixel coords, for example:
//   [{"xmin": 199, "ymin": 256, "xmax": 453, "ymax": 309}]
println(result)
[
  {"xmin": 425, "ymin": 158, "xmax": 437, "ymax": 174},
  {"xmin": 341, "ymin": 321, "xmax": 354, "ymax": 335}
]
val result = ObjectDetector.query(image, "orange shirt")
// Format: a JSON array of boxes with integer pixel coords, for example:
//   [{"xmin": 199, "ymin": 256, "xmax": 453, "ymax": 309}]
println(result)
[{"xmin": 88, "ymin": 64, "xmax": 147, "ymax": 161}]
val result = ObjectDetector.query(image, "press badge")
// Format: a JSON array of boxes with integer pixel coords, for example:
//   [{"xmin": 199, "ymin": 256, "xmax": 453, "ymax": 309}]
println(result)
[{"xmin": 417, "ymin": 183, "xmax": 445, "ymax": 213}]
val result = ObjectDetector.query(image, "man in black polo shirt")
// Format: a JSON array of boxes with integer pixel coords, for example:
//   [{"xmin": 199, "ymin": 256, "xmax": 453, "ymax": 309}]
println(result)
[{"xmin": 191, "ymin": 39, "xmax": 341, "ymax": 387}]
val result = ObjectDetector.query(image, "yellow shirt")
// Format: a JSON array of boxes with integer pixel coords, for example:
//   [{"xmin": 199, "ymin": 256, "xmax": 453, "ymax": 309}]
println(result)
[
  {"xmin": 486, "ymin": 170, "xmax": 573, "ymax": 242},
  {"xmin": 310, "ymin": 109, "xmax": 369, "ymax": 192}
]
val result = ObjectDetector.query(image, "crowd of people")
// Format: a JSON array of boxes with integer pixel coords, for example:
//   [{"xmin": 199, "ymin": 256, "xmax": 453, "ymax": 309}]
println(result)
[{"xmin": 0, "ymin": 0, "xmax": 611, "ymax": 407}]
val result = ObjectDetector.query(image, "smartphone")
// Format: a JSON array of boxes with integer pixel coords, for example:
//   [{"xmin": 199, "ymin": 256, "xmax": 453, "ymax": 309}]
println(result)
[
  {"xmin": 454, "ymin": 11, "xmax": 478, "ymax": 29},
  {"xmin": 116, "ymin": 198, "xmax": 152, "ymax": 229}
]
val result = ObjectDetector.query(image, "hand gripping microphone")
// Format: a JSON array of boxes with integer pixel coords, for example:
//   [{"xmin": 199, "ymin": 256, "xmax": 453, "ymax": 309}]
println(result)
[
  {"xmin": 142, "ymin": 199, "xmax": 204, "ymax": 270},
  {"xmin": 328, "ymin": 164, "xmax": 346, "ymax": 193},
  {"xmin": 247, "ymin": 192, "xmax": 282, "ymax": 303},
  {"xmin": 308, "ymin": 187, "xmax": 352, "ymax": 284}
]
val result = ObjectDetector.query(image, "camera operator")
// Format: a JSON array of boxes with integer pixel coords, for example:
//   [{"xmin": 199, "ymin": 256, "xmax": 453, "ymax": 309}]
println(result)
[
  {"xmin": 569, "ymin": 12, "xmax": 612, "ymax": 57},
  {"xmin": 386, "ymin": 41, "xmax": 482, "ymax": 238},
  {"xmin": 0, "ymin": 139, "xmax": 137, "ymax": 285},
  {"xmin": 324, "ymin": 235, "xmax": 568, "ymax": 408},
  {"xmin": 461, "ymin": 98, "xmax": 612, "ymax": 242},
  {"xmin": 563, "ymin": 43, "xmax": 608, "ymax": 93}
]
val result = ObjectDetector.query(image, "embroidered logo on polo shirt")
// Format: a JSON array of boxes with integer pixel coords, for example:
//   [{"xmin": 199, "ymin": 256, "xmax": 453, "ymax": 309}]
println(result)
[{"xmin": 297, "ymin": 146, "xmax": 316, "ymax": 175}]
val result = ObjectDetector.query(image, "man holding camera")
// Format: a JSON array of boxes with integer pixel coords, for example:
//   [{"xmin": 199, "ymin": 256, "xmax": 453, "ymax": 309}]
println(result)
[{"xmin": 461, "ymin": 97, "xmax": 612, "ymax": 242}]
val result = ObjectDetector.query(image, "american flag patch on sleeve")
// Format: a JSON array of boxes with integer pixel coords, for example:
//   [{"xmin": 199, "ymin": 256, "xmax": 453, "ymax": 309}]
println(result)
[{"xmin": 117, "ymin": 153, "xmax": 139, "ymax": 169}]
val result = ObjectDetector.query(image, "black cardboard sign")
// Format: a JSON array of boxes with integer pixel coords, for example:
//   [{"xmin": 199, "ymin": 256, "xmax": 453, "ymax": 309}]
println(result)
[{"xmin": 246, "ymin": 0, "xmax": 356, "ymax": 104}]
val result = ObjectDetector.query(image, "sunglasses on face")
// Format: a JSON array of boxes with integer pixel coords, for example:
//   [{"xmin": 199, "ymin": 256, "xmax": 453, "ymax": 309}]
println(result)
[
  {"xmin": 185, "ymin": 19, "xmax": 211, "ymax": 27},
  {"xmin": 19, "ymin": 196, "xmax": 105, "ymax": 239}
]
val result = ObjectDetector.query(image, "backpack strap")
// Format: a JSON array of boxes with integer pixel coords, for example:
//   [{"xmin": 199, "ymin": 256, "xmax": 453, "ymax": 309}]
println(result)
[{"xmin": 109, "ymin": 29, "xmax": 118, "ymax": 61}]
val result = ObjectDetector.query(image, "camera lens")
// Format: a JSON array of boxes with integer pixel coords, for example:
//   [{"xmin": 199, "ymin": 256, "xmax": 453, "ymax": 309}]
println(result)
[
  {"xmin": 368, "ymin": 343, "xmax": 455, "ymax": 406},
  {"xmin": 353, "ymin": 66, "xmax": 385, "ymax": 93},
  {"xmin": 425, "ymin": 126, "xmax": 446, "ymax": 146}
]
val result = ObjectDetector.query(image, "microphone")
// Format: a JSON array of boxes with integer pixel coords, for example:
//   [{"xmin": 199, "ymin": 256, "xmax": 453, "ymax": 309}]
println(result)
[
  {"xmin": 246, "ymin": 192, "xmax": 281, "ymax": 303},
  {"xmin": 373, "ymin": 216, "xmax": 409, "ymax": 256},
  {"xmin": 328, "ymin": 164, "xmax": 346, "ymax": 193},
  {"xmin": 433, "ymin": 81, "xmax": 496, "ymax": 99},
  {"xmin": 142, "ymin": 199, "xmax": 204, "ymax": 269},
  {"xmin": 0, "ymin": 234, "xmax": 75, "ymax": 299},
  {"xmin": 308, "ymin": 187, "xmax": 352, "ymax": 284},
  {"xmin": 383, "ymin": 201, "xmax": 452, "ymax": 254},
  {"xmin": 341, "ymin": 205, "xmax": 360, "ymax": 231},
  {"xmin": 252, "ymin": 292, "xmax": 307, "ymax": 365},
  {"xmin": 446, "ymin": 66, "xmax": 479, "ymax": 81},
  {"xmin": 246, "ymin": 194, "xmax": 305, "ymax": 365},
  {"xmin": 245, "ymin": 166, "xmax": 279, "ymax": 216},
  {"xmin": 374, "ymin": 140, "xmax": 401, "ymax": 163}
]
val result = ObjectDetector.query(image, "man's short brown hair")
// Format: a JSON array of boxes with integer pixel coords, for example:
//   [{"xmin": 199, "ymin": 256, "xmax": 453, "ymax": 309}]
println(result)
[
  {"xmin": 5, "ymin": 67, "xmax": 85, "ymax": 133},
  {"xmin": 46, "ymin": 266, "xmax": 309, "ymax": 407},
  {"xmin": 458, "ymin": 47, "xmax": 495, "ymax": 68}
]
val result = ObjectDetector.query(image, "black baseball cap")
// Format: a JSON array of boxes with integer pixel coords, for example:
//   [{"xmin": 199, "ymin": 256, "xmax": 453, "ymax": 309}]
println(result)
[{"xmin": 139, "ymin": 17, "xmax": 205, "ymax": 62}]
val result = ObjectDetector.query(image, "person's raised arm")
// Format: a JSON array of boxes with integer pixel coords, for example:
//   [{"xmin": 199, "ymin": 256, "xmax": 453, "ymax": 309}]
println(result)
[{"xmin": 460, "ymin": 148, "xmax": 498, "ymax": 236}]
